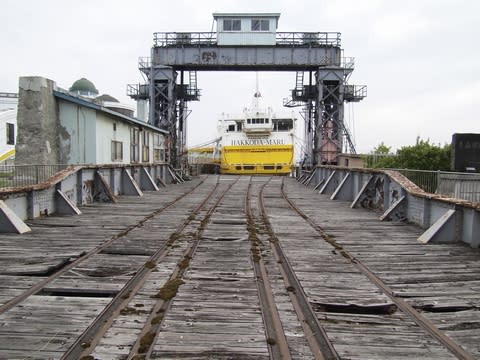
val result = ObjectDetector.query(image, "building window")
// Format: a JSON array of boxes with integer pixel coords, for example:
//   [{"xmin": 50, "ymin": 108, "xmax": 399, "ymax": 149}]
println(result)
[
  {"xmin": 153, "ymin": 134, "xmax": 164, "ymax": 162},
  {"xmin": 130, "ymin": 128, "xmax": 139, "ymax": 162},
  {"xmin": 223, "ymin": 19, "xmax": 241, "ymax": 31},
  {"xmin": 142, "ymin": 130, "xmax": 150, "ymax": 162},
  {"xmin": 111, "ymin": 141, "xmax": 123, "ymax": 161},
  {"xmin": 6, "ymin": 123, "xmax": 14, "ymax": 145},
  {"xmin": 251, "ymin": 19, "xmax": 269, "ymax": 31}
]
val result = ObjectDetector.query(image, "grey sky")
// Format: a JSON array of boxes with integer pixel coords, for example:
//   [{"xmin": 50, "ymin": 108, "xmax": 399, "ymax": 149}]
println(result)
[{"xmin": 1, "ymin": 0, "xmax": 478, "ymax": 153}]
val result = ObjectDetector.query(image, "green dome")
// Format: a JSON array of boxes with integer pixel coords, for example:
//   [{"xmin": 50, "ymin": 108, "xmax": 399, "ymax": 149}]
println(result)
[{"xmin": 69, "ymin": 78, "xmax": 99, "ymax": 95}]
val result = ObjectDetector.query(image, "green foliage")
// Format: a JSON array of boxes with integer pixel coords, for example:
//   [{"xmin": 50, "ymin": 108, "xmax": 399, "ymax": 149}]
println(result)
[
  {"xmin": 363, "ymin": 141, "xmax": 395, "ymax": 168},
  {"xmin": 367, "ymin": 137, "xmax": 451, "ymax": 171},
  {"xmin": 395, "ymin": 137, "xmax": 451, "ymax": 171},
  {"xmin": 372, "ymin": 142, "xmax": 391, "ymax": 155}
]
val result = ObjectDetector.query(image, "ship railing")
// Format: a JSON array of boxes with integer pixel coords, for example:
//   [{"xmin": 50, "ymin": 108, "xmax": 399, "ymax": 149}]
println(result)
[{"xmin": 153, "ymin": 31, "xmax": 341, "ymax": 47}]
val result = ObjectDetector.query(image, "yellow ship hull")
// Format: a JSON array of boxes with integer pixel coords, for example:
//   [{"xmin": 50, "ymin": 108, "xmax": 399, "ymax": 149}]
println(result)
[{"xmin": 220, "ymin": 145, "xmax": 293, "ymax": 175}]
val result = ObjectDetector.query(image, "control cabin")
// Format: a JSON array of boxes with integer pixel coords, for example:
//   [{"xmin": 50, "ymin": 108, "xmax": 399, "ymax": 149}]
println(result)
[{"xmin": 213, "ymin": 12, "xmax": 280, "ymax": 46}]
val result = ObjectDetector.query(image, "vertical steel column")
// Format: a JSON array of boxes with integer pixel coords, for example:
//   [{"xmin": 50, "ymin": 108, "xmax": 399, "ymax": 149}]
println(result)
[
  {"xmin": 303, "ymin": 72, "xmax": 314, "ymax": 168},
  {"xmin": 314, "ymin": 68, "xmax": 346, "ymax": 165},
  {"xmin": 178, "ymin": 71, "xmax": 188, "ymax": 170},
  {"xmin": 148, "ymin": 66, "xmax": 178, "ymax": 167}
]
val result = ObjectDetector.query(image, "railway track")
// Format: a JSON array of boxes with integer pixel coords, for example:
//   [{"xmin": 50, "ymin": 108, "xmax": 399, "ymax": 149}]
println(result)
[
  {"xmin": 0, "ymin": 175, "xmax": 208, "ymax": 316},
  {"xmin": 0, "ymin": 175, "xmax": 478, "ymax": 359},
  {"xmin": 277, "ymin": 178, "xmax": 474, "ymax": 360}
]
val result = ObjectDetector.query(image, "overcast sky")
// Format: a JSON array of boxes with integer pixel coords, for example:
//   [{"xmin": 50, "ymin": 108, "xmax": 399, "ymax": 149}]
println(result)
[{"xmin": 1, "ymin": 0, "xmax": 479, "ymax": 154}]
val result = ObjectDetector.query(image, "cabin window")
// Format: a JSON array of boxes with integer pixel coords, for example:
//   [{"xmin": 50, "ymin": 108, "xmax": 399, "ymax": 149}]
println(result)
[
  {"xmin": 6, "ymin": 123, "xmax": 14, "ymax": 145},
  {"xmin": 247, "ymin": 119, "xmax": 251, "ymax": 124},
  {"xmin": 142, "ymin": 131, "xmax": 150, "ymax": 162},
  {"xmin": 223, "ymin": 19, "xmax": 241, "ymax": 31},
  {"xmin": 153, "ymin": 133, "xmax": 164, "ymax": 162},
  {"xmin": 130, "ymin": 128, "xmax": 140, "ymax": 162},
  {"xmin": 236, "ymin": 122, "xmax": 242, "ymax": 131},
  {"xmin": 275, "ymin": 119, "xmax": 293, "ymax": 131},
  {"xmin": 251, "ymin": 19, "xmax": 269, "ymax": 31},
  {"xmin": 111, "ymin": 141, "xmax": 123, "ymax": 161},
  {"xmin": 228, "ymin": 124, "xmax": 235, "ymax": 132}
]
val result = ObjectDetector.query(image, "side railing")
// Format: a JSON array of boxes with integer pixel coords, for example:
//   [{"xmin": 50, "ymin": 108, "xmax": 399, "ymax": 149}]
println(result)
[
  {"xmin": 153, "ymin": 31, "xmax": 342, "ymax": 47},
  {"xmin": 298, "ymin": 165, "xmax": 480, "ymax": 247},
  {"xmin": 395, "ymin": 169, "xmax": 480, "ymax": 203},
  {"xmin": 0, "ymin": 164, "xmax": 68, "ymax": 189},
  {"xmin": 0, "ymin": 163, "xmax": 175, "ymax": 232}
]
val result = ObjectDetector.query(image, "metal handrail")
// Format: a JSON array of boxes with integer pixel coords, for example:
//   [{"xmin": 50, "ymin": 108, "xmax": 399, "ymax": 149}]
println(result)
[
  {"xmin": 153, "ymin": 31, "xmax": 341, "ymax": 47},
  {"xmin": 0, "ymin": 164, "xmax": 69, "ymax": 189},
  {"xmin": 394, "ymin": 168, "xmax": 480, "ymax": 203},
  {"xmin": 276, "ymin": 32, "xmax": 341, "ymax": 46},
  {"xmin": 154, "ymin": 32, "xmax": 217, "ymax": 47}
]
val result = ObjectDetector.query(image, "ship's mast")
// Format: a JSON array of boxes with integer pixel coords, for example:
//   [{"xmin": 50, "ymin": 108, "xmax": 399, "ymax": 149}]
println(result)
[{"xmin": 253, "ymin": 72, "xmax": 261, "ymax": 110}]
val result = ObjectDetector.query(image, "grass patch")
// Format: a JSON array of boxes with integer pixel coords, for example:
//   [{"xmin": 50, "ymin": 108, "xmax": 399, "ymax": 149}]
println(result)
[
  {"xmin": 267, "ymin": 337, "xmax": 276, "ymax": 345},
  {"xmin": 145, "ymin": 261, "xmax": 156, "ymax": 269},
  {"xmin": 120, "ymin": 306, "xmax": 148, "ymax": 316},
  {"xmin": 167, "ymin": 232, "xmax": 182, "ymax": 246},
  {"xmin": 138, "ymin": 331, "xmax": 156, "ymax": 353},
  {"xmin": 151, "ymin": 278, "xmax": 185, "ymax": 300},
  {"xmin": 178, "ymin": 256, "xmax": 191, "ymax": 270},
  {"xmin": 151, "ymin": 314, "xmax": 164, "ymax": 325}
]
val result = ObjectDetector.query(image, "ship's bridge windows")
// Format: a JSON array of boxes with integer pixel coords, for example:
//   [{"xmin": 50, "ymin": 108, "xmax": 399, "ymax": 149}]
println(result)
[
  {"xmin": 274, "ymin": 119, "xmax": 293, "ymax": 131},
  {"xmin": 247, "ymin": 118, "xmax": 269, "ymax": 124}
]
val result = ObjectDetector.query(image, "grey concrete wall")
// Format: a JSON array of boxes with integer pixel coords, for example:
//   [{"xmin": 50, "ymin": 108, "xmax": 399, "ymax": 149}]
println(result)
[
  {"xmin": 58, "ymin": 101, "xmax": 97, "ymax": 164},
  {"xmin": 16, "ymin": 77, "xmax": 59, "ymax": 165},
  {"xmin": 0, "ymin": 163, "xmax": 170, "ymax": 224},
  {"xmin": 306, "ymin": 166, "xmax": 480, "ymax": 247}
]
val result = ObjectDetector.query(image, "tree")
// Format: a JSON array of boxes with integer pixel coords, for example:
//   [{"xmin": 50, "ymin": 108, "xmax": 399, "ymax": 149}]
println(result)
[
  {"xmin": 367, "ymin": 137, "xmax": 451, "ymax": 170},
  {"xmin": 372, "ymin": 142, "xmax": 391, "ymax": 155},
  {"xmin": 365, "ymin": 142, "xmax": 396, "ymax": 168},
  {"xmin": 395, "ymin": 137, "xmax": 451, "ymax": 171}
]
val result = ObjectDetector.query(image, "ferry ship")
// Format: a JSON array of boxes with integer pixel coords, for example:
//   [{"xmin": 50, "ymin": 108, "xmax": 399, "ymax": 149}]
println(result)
[{"xmin": 217, "ymin": 87, "xmax": 296, "ymax": 175}]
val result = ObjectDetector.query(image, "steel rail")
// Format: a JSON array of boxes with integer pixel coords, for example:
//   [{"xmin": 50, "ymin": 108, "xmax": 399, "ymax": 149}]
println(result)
[
  {"xmin": 63, "ymin": 176, "xmax": 227, "ymax": 359},
  {"xmin": 280, "ymin": 178, "xmax": 475, "ymax": 360},
  {"xmin": 259, "ymin": 181, "xmax": 339, "ymax": 360},
  {"xmin": 246, "ymin": 177, "xmax": 292, "ymax": 360},
  {"xmin": 0, "ymin": 177, "xmax": 209, "ymax": 316},
  {"xmin": 130, "ymin": 177, "xmax": 239, "ymax": 359}
]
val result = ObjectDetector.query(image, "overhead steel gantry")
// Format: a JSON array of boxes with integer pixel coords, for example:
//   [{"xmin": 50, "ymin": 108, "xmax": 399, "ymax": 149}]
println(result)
[{"xmin": 128, "ymin": 13, "xmax": 366, "ymax": 170}]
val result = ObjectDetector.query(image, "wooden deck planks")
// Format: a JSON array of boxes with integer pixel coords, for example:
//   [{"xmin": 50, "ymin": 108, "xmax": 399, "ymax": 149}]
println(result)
[
  {"xmin": 280, "ymin": 178, "xmax": 480, "ymax": 358},
  {"xmin": 0, "ymin": 175, "xmax": 478, "ymax": 359}
]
